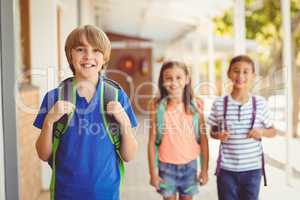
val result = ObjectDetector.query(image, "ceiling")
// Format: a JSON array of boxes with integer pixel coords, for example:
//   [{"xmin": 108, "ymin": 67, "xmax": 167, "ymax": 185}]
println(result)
[{"xmin": 94, "ymin": 0, "xmax": 233, "ymax": 42}]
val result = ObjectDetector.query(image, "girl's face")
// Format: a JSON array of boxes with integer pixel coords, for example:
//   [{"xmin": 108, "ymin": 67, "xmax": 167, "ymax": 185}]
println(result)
[
  {"xmin": 71, "ymin": 35, "xmax": 104, "ymax": 80},
  {"xmin": 228, "ymin": 61, "xmax": 255, "ymax": 90},
  {"xmin": 162, "ymin": 67, "xmax": 189, "ymax": 99}
]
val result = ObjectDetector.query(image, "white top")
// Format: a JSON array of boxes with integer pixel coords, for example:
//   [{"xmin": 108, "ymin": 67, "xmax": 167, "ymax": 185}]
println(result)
[{"xmin": 208, "ymin": 95, "xmax": 273, "ymax": 172}]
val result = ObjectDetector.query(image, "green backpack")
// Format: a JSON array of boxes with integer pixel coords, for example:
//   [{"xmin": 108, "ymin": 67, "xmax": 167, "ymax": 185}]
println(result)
[
  {"xmin": 155, "ymin": 98, "xmax": 201, "ymax": 146},
  {"xmin": 50, "ymin": 76, "xmax": 124, "ymax": 200},
  {"xmin": 155, "ymin": 98, "xmax": 202, "ymax": 192}
]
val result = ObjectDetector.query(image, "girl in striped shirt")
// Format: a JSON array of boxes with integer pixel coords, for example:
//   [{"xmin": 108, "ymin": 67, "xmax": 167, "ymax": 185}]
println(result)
[{"xmin": 208, "ymin": 55, "xmax": 277, "ymax": 200}]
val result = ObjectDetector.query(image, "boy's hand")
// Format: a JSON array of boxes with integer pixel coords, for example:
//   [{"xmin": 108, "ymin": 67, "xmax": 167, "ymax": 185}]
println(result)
[
  {"xmin": 248, "ymin": 129, "xmax": 263, "ymax": 140},
  {"xmin": 45, "ymin": 100, "xmax": 75, "ymax": 125},
  {"xmin": 198, "ymin": 171, "xmax": 208, "ymax": 185},
  {"xmin": 150, "ymin": 175, "xmax": 163, "ymax": 189},
  {"xmin": 107, "ymin": 101, "xmax": 130, "ymax": 125}
]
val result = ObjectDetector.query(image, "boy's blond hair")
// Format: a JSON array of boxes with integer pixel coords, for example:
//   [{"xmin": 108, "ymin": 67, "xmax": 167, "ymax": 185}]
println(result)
[{"xmin": 65, "ymin": 25, "xmax": 111, "ymax": 74}]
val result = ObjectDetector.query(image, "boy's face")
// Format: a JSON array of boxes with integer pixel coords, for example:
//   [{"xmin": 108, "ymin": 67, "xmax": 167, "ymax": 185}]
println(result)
[
  {"xmin": 228, "ymin": 61, "xmax": 255, "ymax": 90},
  {"xmin": 71, "ymin": 35, "xmax": 104, "ymax": 80}
]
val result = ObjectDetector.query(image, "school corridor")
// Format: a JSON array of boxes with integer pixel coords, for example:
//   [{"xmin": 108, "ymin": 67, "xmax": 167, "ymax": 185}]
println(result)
[{"xmin": 1, "ymin": 0, "xmax": 300, "ymax": 200}]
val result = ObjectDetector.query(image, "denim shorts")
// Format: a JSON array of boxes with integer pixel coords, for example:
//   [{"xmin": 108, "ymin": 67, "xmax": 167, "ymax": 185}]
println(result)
[
  {"xmin": 217, "ymin": 169, "xmax": 262, "ymax": 200},
  {"xmin": 157, "ymin": 160, "xmax": 199, "ymax": 198}
]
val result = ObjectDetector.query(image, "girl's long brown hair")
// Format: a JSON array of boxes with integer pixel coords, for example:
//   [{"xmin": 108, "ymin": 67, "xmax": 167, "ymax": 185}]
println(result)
[{"xmin": 157, "ymin": 61, "xmax": 194, "ymax": 113}]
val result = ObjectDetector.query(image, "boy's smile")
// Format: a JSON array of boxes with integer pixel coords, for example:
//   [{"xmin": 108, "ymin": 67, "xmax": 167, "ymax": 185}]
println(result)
[{"xmin": 71, "ymin": 35, "xmax": 105, "ymax": 81}]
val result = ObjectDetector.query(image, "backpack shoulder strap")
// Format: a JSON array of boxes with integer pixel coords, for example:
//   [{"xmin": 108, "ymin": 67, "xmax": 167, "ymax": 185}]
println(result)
[
  {"xmin": 52, "ymin": 77, "xmax": 77, "ymax": 138},
  {"xmin": 100, "ymin": 77, "xmax": 122, "ymax": 149},
  {"xmin": 251, "ymin": 96, "xmax": 257, "ymax": 129},
  {"xmin": 155, "ymin": 98, "xmax": 167, "ymax": 145},
  {"xmin": 50, "ymin": 77, "xmax": 76, "ymax": 200},
  {"xmin": 99, "ymin": 77, "xmax": 126, "ymax": 190},
  {"xmin": 223, "ymin": 96, "xmax": 228, "ymax": 130},
  {"xmin": 190, "ymin": 100, "xmax": 200, "ymax": 144}
]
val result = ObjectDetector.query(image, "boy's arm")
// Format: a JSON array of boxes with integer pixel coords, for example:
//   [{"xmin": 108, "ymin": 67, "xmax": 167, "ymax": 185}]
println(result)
[
  {"xmin": 107, "ymin": 101, "xmax": 138, "ymax": 162},
  {"xmin": 119, "ymin": 119, "xmax": 138, "ymax": 162},
  {"xmin": 35, "ymin": 119, "xmax": 54, "ymax": 161},
  {"xmin": 35, "ymin": 100, "xmax": 74, "ymax": 161}
]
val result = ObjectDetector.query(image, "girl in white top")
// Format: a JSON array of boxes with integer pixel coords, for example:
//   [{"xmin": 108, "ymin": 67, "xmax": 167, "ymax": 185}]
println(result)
[{"xmin": 208, "ymin": 55, "xmax": 277, "ymax": 200}]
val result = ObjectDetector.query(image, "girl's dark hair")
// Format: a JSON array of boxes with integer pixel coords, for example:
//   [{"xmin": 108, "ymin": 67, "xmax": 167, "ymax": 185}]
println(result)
[
  {"xmin": 228, "ymin": 55, "xmax": 255, "ymax": 74},
  {"xmin": 157, "ymin": 61, "xmax": 194, "ymax": 113}
]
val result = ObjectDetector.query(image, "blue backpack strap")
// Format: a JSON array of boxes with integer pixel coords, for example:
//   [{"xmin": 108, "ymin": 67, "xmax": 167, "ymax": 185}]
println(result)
[
  {"xmin": 99, "ymin": 77, "xmax": 125, "ymax": 190},
  {"xmin": 50, "ymin": 77, "xmax": 76, "ymax": 200}
]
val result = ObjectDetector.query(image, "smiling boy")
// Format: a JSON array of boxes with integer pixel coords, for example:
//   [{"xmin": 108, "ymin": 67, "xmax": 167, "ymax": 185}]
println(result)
[{"xmin": 34, "ymin": 25, "xmax": 138, "ymax": 200}]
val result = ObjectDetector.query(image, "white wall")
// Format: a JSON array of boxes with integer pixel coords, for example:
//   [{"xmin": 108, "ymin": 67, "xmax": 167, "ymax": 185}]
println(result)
[
  {"xmin": 30, "ymin": 0, "xmax": 58, "ymax": 95},
  {"xmin": 59, "ymin": 0, "xmax": 79, "ymax": 80},
  {"xmin": 80, "ymin": 0, "xmax": 96, "ymax": 26},
  {"xmin": 0, "ymin": 62, "xmax": 5, "ymax": 200},
  {"xmin": 151, "ymin": 42, "xmax": 167, "ymax": 90},
  {"xmin": 30, "ymin": 0, "xmax": 58, "ymax": 189}
]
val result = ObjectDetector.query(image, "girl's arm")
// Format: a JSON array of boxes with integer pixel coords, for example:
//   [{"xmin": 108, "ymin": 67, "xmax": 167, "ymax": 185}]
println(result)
[
  {"xmin": 262, "ymin": 128, "xmax": 277, "ymax": 138},
  {"xmin": 248, "ymin": 127, "xmax": 277, "ymax": 139},
  {"xmin": 107, "ymin": 101, "xmax": 138, "ymax": 162},
  {"xmin": 147, "ymin": 99, "xmax": 163, "ymax": 189},
  {"xmin": 199, "ymin": 113, "xmax": 209, "ymax": 173},
  {"xmin": 196, "ymin": 101, "xmax": 209, "ymax": 185},
  {"xmin": 210, "ymin": 125, "xmax": 230, "ymax": 141},
  {"xmin": 248, "ymin": 99, "xmax": 277, "ymax": 139},
  {"xmin": 147, "ymin": 100, "xmax": 158, "ymax": 179}
]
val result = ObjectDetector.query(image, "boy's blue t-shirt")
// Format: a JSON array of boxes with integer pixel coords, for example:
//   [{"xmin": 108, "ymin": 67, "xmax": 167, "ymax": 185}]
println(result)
[{"xmin": 33, "ymin": 79, "xmax": 138, "ymax": 200}]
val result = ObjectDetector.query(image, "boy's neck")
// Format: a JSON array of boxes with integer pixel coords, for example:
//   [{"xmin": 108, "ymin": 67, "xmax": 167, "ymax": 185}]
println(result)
[
  {"xmin": 75, "ymin": 75, "xmax": 99, "ymax": 86},
  {"xmin": 75, "ymin": 76, "xmax": 99, "ymax": 102},
  {"xmin": 230, "ymin": 89, "xmax": 250, "ymax": 104}
]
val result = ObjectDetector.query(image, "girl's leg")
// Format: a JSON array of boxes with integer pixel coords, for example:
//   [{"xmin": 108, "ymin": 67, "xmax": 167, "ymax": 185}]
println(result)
[
  {"xmin": 217, "ymin": 169, "xmax": 239, "ymax": 200},
  {"xmin": 179, "ymin": 195, "xmax": 193, "ymax": 200},
  {"xmin": 178, "ymin": 160, "xmax": 198, "ymax": 200},
  {"xmin": 164, "ymin": 195, "xmax": 177, "ymax": 200},
  {"xmin": 239, "ymin": 169, "xmax": 261, "ymax": 200}
]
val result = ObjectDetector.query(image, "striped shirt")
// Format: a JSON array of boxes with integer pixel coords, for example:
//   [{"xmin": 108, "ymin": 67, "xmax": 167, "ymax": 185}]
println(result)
[{"xmin": 208, "ymin": 95, "xmax": 273, "ymax": 172}]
